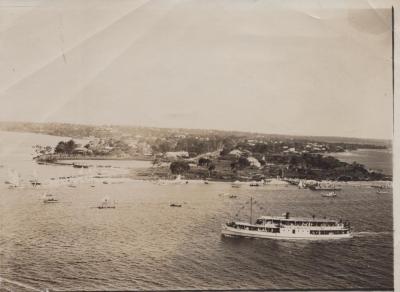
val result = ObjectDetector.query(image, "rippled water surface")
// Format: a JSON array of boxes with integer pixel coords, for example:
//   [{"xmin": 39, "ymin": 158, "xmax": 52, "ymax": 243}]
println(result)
[{"xmin": 0, "ymin": 132, "xmax": 393, "ymax": 291}]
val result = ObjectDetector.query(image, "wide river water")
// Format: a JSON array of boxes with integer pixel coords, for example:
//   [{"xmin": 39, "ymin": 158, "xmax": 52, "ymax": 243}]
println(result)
[
  {"xmin": 328, "ymin": 148, "xmax": 393, "ymax": 176},
  {"xmin": 0, "ymin": 131, "xmax": 393, "ymax": 291}
]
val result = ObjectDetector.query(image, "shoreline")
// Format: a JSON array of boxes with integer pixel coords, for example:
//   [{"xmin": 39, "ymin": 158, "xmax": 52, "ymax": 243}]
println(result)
[
  {"xmin": 97, "ymin": 177, "xmax": 393, "ymax": 187},
  {"xmin": 34, "ymin": 157, "xmax": 392, "ymax": 183},
  {"xmin": 126, "ymin": 168, "xmax": 392, "ymax": 185},
  {"xmin": 35, "ymin": 154, "xmax": 153, "ymax": 163}
]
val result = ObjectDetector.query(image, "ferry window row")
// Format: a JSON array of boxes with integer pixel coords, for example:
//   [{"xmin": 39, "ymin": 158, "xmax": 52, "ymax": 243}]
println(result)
[
  {"xmin": 235, "ymin": 225, "xmax": 280, "ymax": 233},
  {"xmin": 310, "ymin": 230, "xmax": 348, "ymax": 235},
  {"xmin": 258, "ymin": 219, "xmax": 337, "ymax": 227}
]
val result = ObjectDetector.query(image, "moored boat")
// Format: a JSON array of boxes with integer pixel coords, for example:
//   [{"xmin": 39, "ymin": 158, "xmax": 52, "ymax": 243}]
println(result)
[
  {"xmin": 42, "ymin": 193, "xmax": 58, "ymax": 203},
  {"xmin": 310, "ymin": 184, "xmax": 342, "ymax": 191},
  {"xmin": 73, "ymin": 163, "xmax": 89, "ymax": 168},
  {"xmin": 377, "ymin": 190, "xmax": 391, "ymax": 194},
  {"xmin": 231, "ymin": 180, "xmax": 241, "ymax": 188},
  {"xmin": 308, "ymin": 181, "xmax": 341, "ymax": 191},
  {"xmin": 249, "ymin": 181, "xmax": 260, "ymax": 187},
  {"xmin": 30, "ymin": 180, "xmax": 41, "ymax": 187},
  {"xmin": 30, "ymin": 170, "xmax": 41, "ymax": 187},
  {"xmin": 6, "ymin": 169, "xmax": 22, "ymax": 189},
  {"xmin": 322, "ymin": 191, "xmax": 337, "ymax": 198},
  {"xmin": 170, "ymin": 203, "xmax": 182, "ymax": 207},
  {"xmin": 372, "ymin": 183, "xmax": 392, "ymax": 191},
  {"xmin": 97, "ymin": 197, "xmax": 115, "ymax": 209}
]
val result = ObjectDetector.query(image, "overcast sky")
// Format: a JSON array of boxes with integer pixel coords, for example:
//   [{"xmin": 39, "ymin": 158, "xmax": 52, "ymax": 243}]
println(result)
[{"xmin": 0, "ymin": 0, "xmax": 394, "ymax": 139}]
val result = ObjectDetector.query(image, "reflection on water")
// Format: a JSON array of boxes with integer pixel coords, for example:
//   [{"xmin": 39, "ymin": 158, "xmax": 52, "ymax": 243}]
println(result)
[{"xmin": 0, "ymin": 131, "xmax": 394, "ymax": 291}]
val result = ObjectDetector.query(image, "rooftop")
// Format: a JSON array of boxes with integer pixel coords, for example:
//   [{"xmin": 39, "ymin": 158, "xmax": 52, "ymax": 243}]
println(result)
[{"xmin": 259, "ymin": 215, "xmax": 338, "ymax": 223}]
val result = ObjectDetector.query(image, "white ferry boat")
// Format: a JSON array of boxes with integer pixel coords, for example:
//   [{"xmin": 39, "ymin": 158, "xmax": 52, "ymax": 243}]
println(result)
[{"xmin": 222, "ymin": 199, "xmax": 351, "ymax": 240}]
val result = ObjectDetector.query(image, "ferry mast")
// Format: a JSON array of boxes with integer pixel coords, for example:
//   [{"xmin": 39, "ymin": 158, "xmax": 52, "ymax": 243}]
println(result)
[{"xmin": 250, "ymin": 197, "xmax": 253, "ymax": 224}]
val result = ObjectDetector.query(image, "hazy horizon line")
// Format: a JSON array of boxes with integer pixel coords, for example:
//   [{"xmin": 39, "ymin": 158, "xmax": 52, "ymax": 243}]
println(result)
[{"xmin": 0, "ymin": 119, "xmax": 392, "ymax": 143}]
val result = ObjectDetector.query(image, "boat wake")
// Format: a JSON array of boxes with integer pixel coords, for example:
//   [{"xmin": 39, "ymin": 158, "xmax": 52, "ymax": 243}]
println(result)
[
  {"xmin": 0, "ymin": 276, "xmax": 42, "ymax": 291},
  {"xmin": 353, "ymin": 231, "xmax": 392, "ymax": 237}
]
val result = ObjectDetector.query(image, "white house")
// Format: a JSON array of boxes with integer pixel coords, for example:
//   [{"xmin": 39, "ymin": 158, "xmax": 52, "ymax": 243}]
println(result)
[
  {"xmin": 247, "ymin": 157, "xmax": 261, "ymax": 168},
  {"xmin": 165, "ymin": 151, "xmax": 189, "ymax": 159},
  {"xmin": 229, "ymin": 149, "xmax": 243, "ymax": 157}
]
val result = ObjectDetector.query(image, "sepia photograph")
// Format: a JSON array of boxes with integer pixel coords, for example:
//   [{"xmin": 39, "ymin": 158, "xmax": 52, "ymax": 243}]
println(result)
[{"xmin": 0, "ymin": 0, "xmax": 397, "ymax": 291}]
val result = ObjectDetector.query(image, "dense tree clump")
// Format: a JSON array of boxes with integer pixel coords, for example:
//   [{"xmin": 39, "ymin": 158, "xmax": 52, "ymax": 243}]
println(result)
[
  {"xmin": 170, "ymin": 160, "xmax": 190, "ymax": 174},
  {"xmin": 230, "ymin": 156, "xmax": 251, "ymax": 170},
  {"xmin": 54, "ymin": 140, "xmax": 78, "ymax": 154},
  {"xmin": 198, "ymin": 158, "xmax": 212, "ymax": 166},
  {"xmin": 297, "ymin": 154, "xmax": 346, "ymax": 169},
  {"xmin": 208, "ymin": 163, "xmax": 216, "ymax": 176}
]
